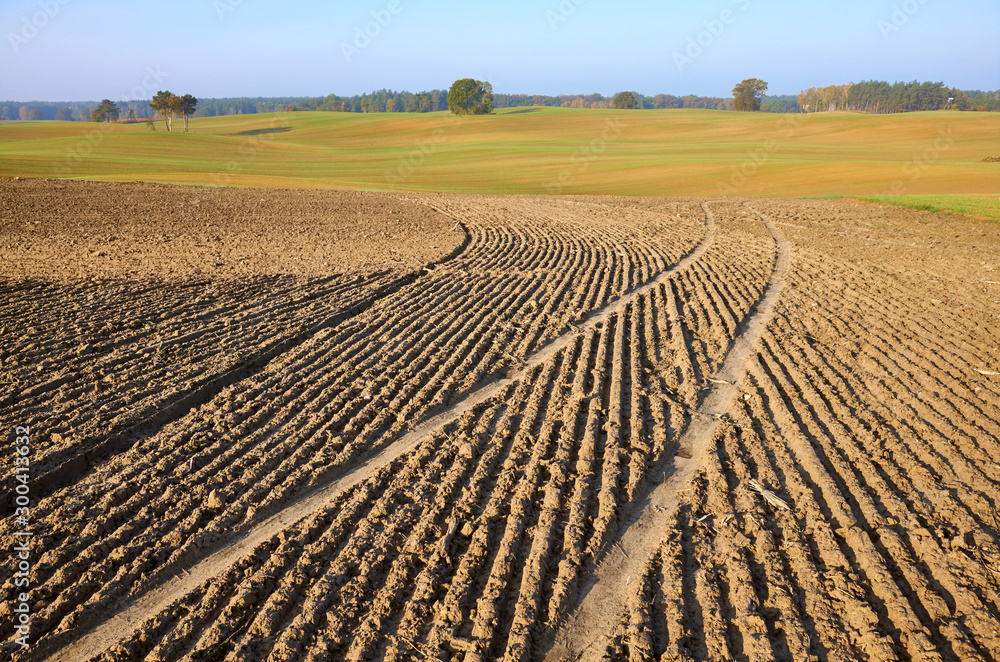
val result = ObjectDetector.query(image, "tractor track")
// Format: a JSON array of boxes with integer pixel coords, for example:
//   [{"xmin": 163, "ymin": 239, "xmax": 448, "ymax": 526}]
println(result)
[{"xmin": 542, "ymin": 204, "xmax": 789, "ymax": 661}]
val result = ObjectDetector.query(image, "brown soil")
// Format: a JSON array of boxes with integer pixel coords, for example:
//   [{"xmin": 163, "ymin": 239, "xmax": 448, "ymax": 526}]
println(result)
[
  {"xmin": 1, "ymin": 181, "xmax": 998, "ymax": 662},
  {"xmin": 0, "ymin": 178, "xmax": 461, "ymax": 281}
]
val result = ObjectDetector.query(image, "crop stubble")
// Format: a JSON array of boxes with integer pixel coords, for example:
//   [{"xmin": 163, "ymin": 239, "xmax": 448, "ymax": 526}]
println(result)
[{"xmin": 1, "ymin": 182, "xmax": 998, "ymax": 661}]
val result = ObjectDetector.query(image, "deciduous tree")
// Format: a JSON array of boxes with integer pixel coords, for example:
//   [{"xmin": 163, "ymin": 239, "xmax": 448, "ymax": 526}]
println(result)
[
  {"xmin": 733, "ymin": 78, "xmax": 768, "ymax": 111},
  {"xmin": 92, "ymin": 99, "xmax": 120, "ymax": 123},
  {"xmin": 150, "ymin": 90, "xmax": 178, "ymax": 130},
  {"xmin": 447, "ymin": 79, "xmax": 493, "ymax": 115},
  {"xmin": 612, "ymin": 91, "xmax": 638, "ymax": 109}
]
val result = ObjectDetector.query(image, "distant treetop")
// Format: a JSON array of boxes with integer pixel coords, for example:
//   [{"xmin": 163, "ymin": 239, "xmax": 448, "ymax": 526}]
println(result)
[
  {"xmin": 447, "ymin": 79, "xmax": 494, "ymax": 115},
  {"xmin": 733, "ymin": 79, "xmax": 769, "ymax": 111},
  {"xmin": 612, "ymin": 92, "xmax": 639, "ymax": 109}
]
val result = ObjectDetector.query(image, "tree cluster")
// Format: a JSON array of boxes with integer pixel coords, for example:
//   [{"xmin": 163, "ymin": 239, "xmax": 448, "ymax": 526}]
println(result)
[
  {"xmin": 846, "ymin": 81, "xmax": 967, "ymax": 113},
  {"xmin": 797, "ymin": 85, "xmax": 853, "ymax": 112},
  {"xmin": 799, "ymin": 81, "xmax": 993, "ymax": 114},
  {"xmin": 488, "ymin": 92, "xmax": 735, "ymax": 111},
  {"xmin": 15, "ymin": 105, "xmax": 42, "ymax": 120},
  {"xmin": 759, "ymin": 96, "xmax": 799, "ymax": 113},
  {"xmin": 149, "ymin": 91, "xmax": 198, "ymax": 131},
  {"xmin": 966, "ymin": 89, "xmax": 1000, "ymax": 112},
  {"xmin": 191, "ymin": 90, "xmax": 454, "ymax": 116}
]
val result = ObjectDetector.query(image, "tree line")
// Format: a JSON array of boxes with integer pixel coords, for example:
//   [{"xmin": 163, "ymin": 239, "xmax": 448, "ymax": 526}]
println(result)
[
  {"xmin": 0, "ymin": 92, "xmax": 785, "ymax": 120},
  {"xmin": 0, "ymin": 101, "xmax": 156, "ymax": 122},
  {"xmin": 798, "ymin": 81, "xmax": 1000, "ymax": 113},
  {"xmin": 4, "ymin": 81, "xmax": 997, "ymax": 122},
  {"xmin": 0, "ymin": 89, "xmax": 761, "ymax": 120}
]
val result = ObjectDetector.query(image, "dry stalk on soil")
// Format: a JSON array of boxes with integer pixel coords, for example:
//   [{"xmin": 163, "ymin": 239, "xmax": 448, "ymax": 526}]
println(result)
[{"xmin": 748, "ymin": 479, "xmax": 793, "ymax": 511}]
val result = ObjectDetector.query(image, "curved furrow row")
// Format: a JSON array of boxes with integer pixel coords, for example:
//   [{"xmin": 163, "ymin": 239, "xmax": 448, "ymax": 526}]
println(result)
[
  {"xmin": 18, "ymin": 196, "xmax": 991, "ymax": 662},
  {"xmin": 33, "ymin": 202, "xmax": 767, "ymax": 662},
  {"xmin": 758, "ymin": 201, "xmax": 1000, "ymax": 373},
  {"xmin": 768, "ymin": 313, "xmax": 1000, "ymax": 558},
  {"xmin": 5, "ymin": 197, "xmax": 710, "ymax": 659},
  {"xmin": 600, "ymin": 208, "xmax": 1000, "ymax": 662},
  {"xmin": 5, "ymin": 273, "xmax": 398, "ymax": 469}
]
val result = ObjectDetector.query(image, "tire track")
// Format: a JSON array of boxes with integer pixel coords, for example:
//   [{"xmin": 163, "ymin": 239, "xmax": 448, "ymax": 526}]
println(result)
[
  {"xmin": 42, "ymin": 203, "xmax": 716, "ymax": 662},
  {"xmin": 543, "ymin": 203, "xmax": 789, "ymax": 662}
]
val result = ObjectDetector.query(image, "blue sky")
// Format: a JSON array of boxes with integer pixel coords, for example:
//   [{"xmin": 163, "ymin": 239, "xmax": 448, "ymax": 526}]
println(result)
[{"xmin": 1, "ymin": 0, "xmax": 998, "ymax": 101}]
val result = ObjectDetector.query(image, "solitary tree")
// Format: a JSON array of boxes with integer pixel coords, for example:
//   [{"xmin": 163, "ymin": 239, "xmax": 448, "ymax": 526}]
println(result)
[
  {"xmin": 176, "ymin": 94, "xmax": 198, "ymax": 132},
  {"xmin": 612, "ymin": 91, "xmax": 639, "ymax": 109},
  {"xmin": 733, "ymin": 78, "xmax": 769, "ymax": 111},
  {"xmin": 55, "ymin": 107, "xmax": 74, "ymax": 121},
  {"xmin": 92, "ymin": 99, "xmax": 120, "ymax": 123},
  {"xmin": 150, "ymin": 90, "xmax": 178, "ymax": 130},
  {"xmin": 447, "ymin": 79, "xmax": 493, "ymax": 115}
]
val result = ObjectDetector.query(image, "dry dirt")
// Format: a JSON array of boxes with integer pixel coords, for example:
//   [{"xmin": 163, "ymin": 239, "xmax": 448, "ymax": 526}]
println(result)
[
  {"xmin": 1, "ymin": 180, "xmax": 998, "ymax": 662},
  {"xmin": 0, "ymin": 178, "xmax": 460, "ymax": 281}
]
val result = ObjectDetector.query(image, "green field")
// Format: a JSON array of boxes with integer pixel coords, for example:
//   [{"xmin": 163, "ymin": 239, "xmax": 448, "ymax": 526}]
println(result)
[
  {"xmin": 1, "ymin": 107, "xmax": 997, "ymax": 214},
  {"xmin": 855, "ymin": 193, "xmax": 999, "ymax": 221}
]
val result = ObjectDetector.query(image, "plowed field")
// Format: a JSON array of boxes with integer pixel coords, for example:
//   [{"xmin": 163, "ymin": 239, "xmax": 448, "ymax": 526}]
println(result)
[{"xmin": 2, "ymin": 180, "xmax": 998, "ymax": 662}]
